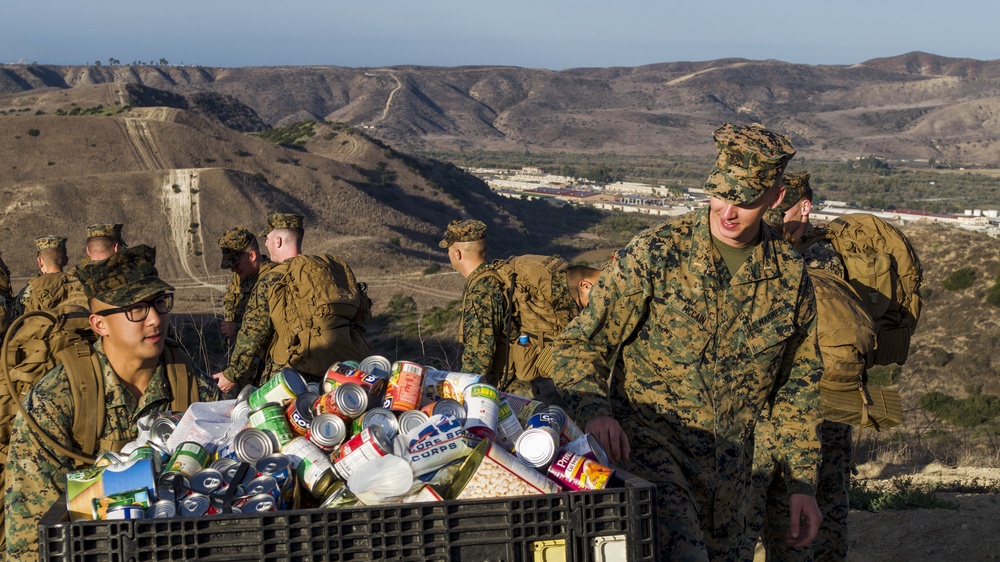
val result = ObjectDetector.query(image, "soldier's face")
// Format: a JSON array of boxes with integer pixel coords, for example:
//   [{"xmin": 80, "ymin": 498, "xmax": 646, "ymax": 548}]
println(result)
[
  {"xmin": 709, "ymin": 186, "xmax": 783, "ymax": 248},
  {"xmin": 90, "ymin": 297, "xmax": 168, "ymax": 361},
  {"xmin": 231, "ymin": 251, "xmax": 255, "ymax": 279}
]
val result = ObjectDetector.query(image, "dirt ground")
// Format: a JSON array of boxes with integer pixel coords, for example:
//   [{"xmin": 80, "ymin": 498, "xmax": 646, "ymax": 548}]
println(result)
[{"xmin": 847, "ymin": 463, "xmax": 1000, "ymax": 561}]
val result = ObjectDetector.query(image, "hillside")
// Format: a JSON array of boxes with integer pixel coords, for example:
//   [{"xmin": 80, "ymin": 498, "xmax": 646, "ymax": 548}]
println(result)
[{"xmin": 5, "ymin": 53, "xmax": 1000, "ymax": 163}]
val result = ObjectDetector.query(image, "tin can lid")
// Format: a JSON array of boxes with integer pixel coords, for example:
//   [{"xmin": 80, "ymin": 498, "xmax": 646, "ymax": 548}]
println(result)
[
  {"xmin": 245, "ymin": 475, "xmax": 278, "ymax": 496},
  {"xmin": 150, "ymin": 416, "xmax": 177, "ymax": 444},
  {"xmin": 361, "ymin": 408, "xmax": 399, "ymax": 440},
  {"xmin": 335, "ymin": 383, "xmax": 369, "ymax": 417},
  {"xmin": 256, "ymin": 453, "xmax": 291, "ymax": 475},
  {"xmin": 242, "ymin": 493, "xmax": 277, "ymax": 513},
  {"xmin": 433, "ymin": 398, "xmax": 467, "ymax": 421},
  {"xmin": 236, "ymin": 384, "xmax": 256, "ymax": 404},
  {"xmin": 190, "ymin": 468, "xmax": 224, "ymax": 494},
  {"xmin": 515, "ymin": 428, "xmax": 558, "ymax": 468},
  {"xmin": 156, "ymin": 472, "xmax": 190, "ymax": 501},
  {"xmin": 210, "ymin": 457, "xmax": 238, "ymax": 473},
  {"xmin": 396, "ymin": 409, "xmax": 430, "ymax": 434},
  {"xmin": 359, "ymin": 355, "xmax": 392, "ymax": 379},
  {"xmin": 310, "ymin": 414, "xmax": 347, "ymax": 447},
  {"xmin": 234, "ymin": 428, "xmax": 278, "ymax": 463},
  {"xmin": 277, "ymin": 368, "xmax": 309, "ymax": 396},
  {"xmin": 224, "ymin": 461, "xmax": 258, "ymax": 490},
  {"xmin": 146, "ymin": 500, "xmax": 177, "ymax": 519},
  {"xmin": 179, "ymin": 493, "xmax": 210, "ymax": 517},
  {"xmin": 293, "ymin": 393, "xmax": 319, "ymax": 420}
]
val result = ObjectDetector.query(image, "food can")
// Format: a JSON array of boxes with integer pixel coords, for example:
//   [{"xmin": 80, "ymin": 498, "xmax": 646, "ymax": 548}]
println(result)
[
  {"xmin": 286, "ymin": 392, "xmax": 318, "ymax": 436},
  {"xmin": 358, "ymin": 355, "xmax": 392, "ymax": 379},
  {"xmin": 281, "ymin": 437, "xmax": 336, "ymax": 498},
  {"xmin": 501, "ymin": 393, "xmax": 548, "ymax": 426},
  {"xmin": 319, "ymin": 481, "xmax": 361, "ymax": 509},
  {"xmin": 546, "ymin": 405, "xmax": 584, "ymax": 446},
  {"xmin": 95, "ymin": 451, "xmax": 124, "ymax": 467},
  {"xmin": 164, "ymin": 441, "xmax": 209, "ymax": 478},
  {"xmin": 307, "ymin": 413, "xmax": 347, "ymax": 451},
  {"xmin": 236, "ymin": 384, "xmax": 256, "ymax": 404},
  {"xmin": 92, "ymin": 488, "xmax": 152, "ymax": 520},
  {"xmin": 547, "ymin": 450, "xmax": 613, "ymax": 491},
  {"xmin": 421, "ymin": 370, "xmax": 486, "ymax": 405},
  {"xmin": 562, "ymin": 433, "xmax": 611, "ymax": 466},
  {"xmin": 189, "ymin": 468, "xmax": 224, "ymax": 495},
  {"xmin": 239, "ymin": 493, "xmax": 277, "ymax": 513},
  {"xmin": 221, "ymin": 461, "xmax": 258, "ymax": 493},
  {"xmin": 351, "ymin": 407, "xmax": 400, "ymax": 441},
  {"xmin": 324, "ymin": 362, "xmax": 388, "ymax": 405},
  {"xmin": 248, "ymin": 402, "xmax": 296, "ymax": 447},
  {"xmin": 462, "ymin": 383, "xmax": 500, "ymax": 440},
  {"xmin": 420, "ymin": 398, "xmax": 466, "ymax": 421},
  {"xmin": 332, "ymin": 425, "xmax": 392, "ymax": 480},
  {"xmin": 383, "ymin": 361, "xmax": 425, "ymax": 412},
  {"xmin": 515, "ymin": 427, "xmax": 560, "ymax": 469},
  {"xmin": 248, "ymin": 368, "xmax": 308, "ymax": 410},
  {"xmin": 155, "ymin": 472, "xmax": 189, "ymax": 502},
  {"xmin": 396, "ymin": 409, "xmax": 430, "ymax": 435},
  {"xmin": 106, "ymin": 504, "xmax": 145, "ymax": 520},
  {"xmin": 179, "ymin": 492, "xmax": 212, "ymax": 517},
  {"xmin": 146, "ymin": 500, "xmax": 176, "ymax": 519},
  {"xmin": 244, "ymin": 475, "xmax": 282, "ymax": 503},
  {"xmin": 150, "ymin": 414, "xmax": 180, "ymax": 446},
  {"xmin": 230, "ymin": 400, "xmax": 251, "ymax": 424},
  {"xmin": 210, "ymin": 457, "xmax": 238, "ymax": 474},
  {"xmin": 313, "ymin": 383, "xmax": 368, "ymax": 421},
  {"xmin": 494, "ymin": 397, "xmax": 524, "ymax": 452},
  {"xmin": 256, "ymin": 454, "xmax": 294, "ymax": 492},
  {"xmin": 450, "ymin": 439, "xmax": 559, "ymax": 500},
  {"xmin": 127, "ymin": 445, "xmax": 163, "ymax": 474},
  {"xmin": 233, "ymin": 427, "xmax": 279, "ymax": 464}
]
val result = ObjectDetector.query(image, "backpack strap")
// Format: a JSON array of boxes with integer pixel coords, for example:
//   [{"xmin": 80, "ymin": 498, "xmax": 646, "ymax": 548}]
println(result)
[{"xmin": 61, "ymin": 341, "xmax": 106, "ymax": 459}]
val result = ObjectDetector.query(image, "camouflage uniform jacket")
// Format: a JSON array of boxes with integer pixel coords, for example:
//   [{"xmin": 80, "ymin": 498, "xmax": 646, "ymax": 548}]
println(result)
[
  {"xmin": 222, "ymin": 268, "xmax": 283, "ymax": 386},
  {"xmin": 3, "ymin": 339, "xmax": 216, "ymax": 560},
  {"xmin": 459, "ymin": 263, "xmax": 508, "ymax": 380},
  {"xmin": 551, "ymin": 208, "xmax": 823, "ymax": 533},
  {"xmin": 222, "ymin": 257, "xmax": 275, "ymax": 324},
  {"xmin": 794, "ymin": 223, "xmax": 846, "ymax": 279},
  {"xmin": 11, "ymin": 272, "xmax": 88, "ymax": 317}
]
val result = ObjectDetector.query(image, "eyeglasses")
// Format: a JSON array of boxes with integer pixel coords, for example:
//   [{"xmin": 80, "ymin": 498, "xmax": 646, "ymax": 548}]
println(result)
[{"xmin": 94, "ymin": 293, "xmax": 174, "ymax": 322}]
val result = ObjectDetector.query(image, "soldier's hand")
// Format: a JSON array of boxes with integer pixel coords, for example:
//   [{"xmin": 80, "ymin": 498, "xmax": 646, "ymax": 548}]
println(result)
[
  {"xmin": 585, "ymin": 416, "xmax": 630, "ymax": 465},
  {"xmin": 213, "ymin": 371, "xmax": 235, "ymax": 393},
  {"xmin": 786, "ymin": 493, "xmax": 822, "ymax": 548},
  {"xmin": 220, "ymin": 321, "xmax": 238, "ymax": 338}
]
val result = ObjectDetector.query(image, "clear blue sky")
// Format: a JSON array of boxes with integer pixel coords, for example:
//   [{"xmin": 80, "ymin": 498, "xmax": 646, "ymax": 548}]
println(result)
[{"xmin": 3, "ymin": 0, "xmax": 995, "ymax": 69}]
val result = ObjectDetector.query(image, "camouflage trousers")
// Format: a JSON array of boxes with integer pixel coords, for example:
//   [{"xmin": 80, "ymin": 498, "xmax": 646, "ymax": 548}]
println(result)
[
  {"xmin": 745, "ymin": 421, "xmax": 852, "ymax": 562},
  {"xmin": 654, "ymin": 482, "xmax": 746, "ymax": 562}
]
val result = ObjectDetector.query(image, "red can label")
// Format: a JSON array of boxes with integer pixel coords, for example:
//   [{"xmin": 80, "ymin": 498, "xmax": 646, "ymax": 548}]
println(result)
[{"xmin": 383, "ymin": 361, "xmax": 425, "ymax": 412}]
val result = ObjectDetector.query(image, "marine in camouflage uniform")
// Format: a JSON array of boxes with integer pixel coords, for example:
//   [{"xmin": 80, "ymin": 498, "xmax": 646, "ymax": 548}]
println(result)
[
  {"xmin": 11, "ymin": 235, "xmax": 88, "ymax": 318},
  {"xmin": 552, "ymin": 124, "xmax": 824, "ymax": 561},
  {"xmin": 0, "ymin": 254, "xmax": 14, "ymax": 335},
  {"xmin": 3, "ymin": 245, "xmax": 217, "ymax": 561},
  {"xmin": 751, "ymin": 172, "xmax": 853, "ymax": 562}
]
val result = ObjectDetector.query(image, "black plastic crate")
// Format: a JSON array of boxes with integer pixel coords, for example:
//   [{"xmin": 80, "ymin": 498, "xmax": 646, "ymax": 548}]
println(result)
[{"xmin": 39, "ymin": 471, "xmax": 657, "ymax": 561}]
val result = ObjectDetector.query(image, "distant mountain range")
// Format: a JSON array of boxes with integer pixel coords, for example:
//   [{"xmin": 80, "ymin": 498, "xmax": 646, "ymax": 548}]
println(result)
[{"xmin": 5, "ymin": 51, "xmax": 1000, "ymax": 163}]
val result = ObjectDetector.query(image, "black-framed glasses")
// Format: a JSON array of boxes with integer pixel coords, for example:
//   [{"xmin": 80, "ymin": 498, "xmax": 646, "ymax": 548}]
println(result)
[{"xmin": 94, "ymin": 293, "xmax": 174, "ymax": 322}]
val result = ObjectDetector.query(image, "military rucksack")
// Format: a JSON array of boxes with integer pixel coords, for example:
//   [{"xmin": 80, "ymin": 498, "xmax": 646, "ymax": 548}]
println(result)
[
  {"xmin": 267, "ymin": 254, "xmax": 372, "ymax": 377},
  {"xmin": 22, "ymin": 272, "xmax": 88, "ymax": 314},
  {"xmin": 798, "ymin": 213, "xmax": 923, "ymax": 366},
  {"xmin": 468, "ymin": 255, "xmax": 573, "ymax": 384},
  {"xmin": 809, "ymin": 268, "xmax": 901, "ymax": 430}
]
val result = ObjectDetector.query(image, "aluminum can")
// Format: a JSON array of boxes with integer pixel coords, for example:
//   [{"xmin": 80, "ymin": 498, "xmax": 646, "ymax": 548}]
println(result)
[
  {"xmin": 92, "ymin": 488, "xmax": 152, "ymax": 520},
  {"xmin": 190, "ymin": 468, "xmax": 224, "ymax": 495},
  {"xmin": 281, "ymin": 437, "xmax": 336, "ymax": 498},
  {"xmin": 324, "ymin": 362, "xmax": 388, "ymax": 404},
  {"xmin": 351, "ymin": 407, "xmax": 400, "ymax": 441},
  {"xmin": 210, "ymin": 457, "xmax": 238, "ymax": 474},
  {"xmin": 396, "ymin": 409, "xmax": 430, "ymax": 435},
  {"xmin": 164, "ymin": 441, "xmax": 209, "ymax": 478},
  {"xmin": 547, "ymin": 450, "xmax": 613, "ymax": 491},
  {"xmin": 179, "ymin": 492, "xmax": 212, "ymax": 517},
  {"xmin": 332, "ymin": 425, "xmax": 392, "ymax": 480},
  {"xmin": 146, "ymin": 500, "xmax": 176, "ymax": 519},
  {"xmin": 150, "ymin": 412, "xmax": 182, "ymax": 446},
  {"xmin": 256, "ymin": 454, "xmax": 294, "ymax": 492},
  {"xmin": 127, "ymin": 445, "xmax": 163, "ymax": 474},
  {"xmin": 106, "ymin": 504, "xmax": 145, "ymax": 520},
  {"xmin": 358, "ymin": 355, "xmax": 392, "ymax": 379},
  {"xmin": 244, "ymin": 475, "xmax": 281, "ymax": 503},
  {"xmin": 233, "ymin": 427, "xmax": 279, "ymax": 464},
  {"xmin": 494, "ymin": 397, "xmax": 524, "ymax": 452},
  {"xmin": 248, "ymin": 368, "xmax": 307, "ymax": 410},
  {"xmin": 248, "ymin": 402, "xmax": 296, "ymax": 447},
  {"xmin": 155, "ymin": 471, "xmax": 189, "ymax": 502},
  {"xmin": 383, "ymin": 361, "xmax": 425, "ymax": 412},
  {"xmin": 421, "ymin": 370, "xmax": 485, "ymax": 405},
  {"xmin": 307, "ymin": 413, "xmax": 347, "ymax": 451},
  {"xmin": 221, "ymin": 461, "xmax": 258, "ymax": 493},
  {"xmin": 239, "ymin": 493, "xmax": 277, "ymax": 513},
  {"xmin": 286, "ymin": 392, "xmax": 318, "ymax": 436},
  {"xmin": 546, "ymin": 404, "xmax": 584, "ymax": 446},
  {"xmin": 313, "ymin": 383, "xmax": 368, "ymax": 421},
  {"xmin": 562, "ymin": 433, "xmax": 611, "ymax": 466},
  {"xmin": 230, "ymin": 400, "xmax": 251, "ymax": 424},
  {"xmin": 515, "ymin": 427, "xmax": 560, "ymax": 469},
  {"xmin": 501, "ymin": 393, "xmax": 548, "ymax": 426},
  {"xmin": 420, "ymin": 398, "xmax": 465, "ymax": 421},
  {"xmin": 462, "ymin": 383, "xmax": 500, "ymax": 441}
]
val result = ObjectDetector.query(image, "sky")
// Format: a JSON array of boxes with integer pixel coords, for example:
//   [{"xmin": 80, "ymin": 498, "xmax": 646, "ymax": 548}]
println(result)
[{"xmin": 3, "ymin": 1, "xmax": 997, "ymax": 70}]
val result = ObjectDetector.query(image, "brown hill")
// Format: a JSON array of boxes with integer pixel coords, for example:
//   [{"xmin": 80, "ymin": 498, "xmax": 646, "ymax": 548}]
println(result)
[{"xmin": 5, "ymin": 52, "xmax": 1000, "ymax": 163}]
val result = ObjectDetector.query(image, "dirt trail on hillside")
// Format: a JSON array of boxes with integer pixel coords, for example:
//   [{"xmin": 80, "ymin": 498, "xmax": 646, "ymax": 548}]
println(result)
[
  {"xmin": 378, "ymin": 72, "xmax": 402, "ymax": 123},
  {"xmin": 160, "ymin": 169, "xmax": 225, "ymax": 294},
  {"xmin": 122, "ymin": 118, "xmax": 165, "ymax": 170}
]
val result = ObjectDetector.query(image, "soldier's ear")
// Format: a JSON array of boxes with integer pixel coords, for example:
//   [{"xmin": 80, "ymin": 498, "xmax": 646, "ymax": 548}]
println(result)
[
  {"xmin": 89, "ymin": 313, "xmax": 111, "ymax": 337},
  {"xmin": 801, "ymin": 199, "xmax": 812, "ymax": 217}
]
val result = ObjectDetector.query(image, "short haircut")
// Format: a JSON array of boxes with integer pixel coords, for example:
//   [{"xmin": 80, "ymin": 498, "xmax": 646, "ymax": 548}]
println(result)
[
  {"xmin": 272, "ymin": 227, "xmax": 304, "ymax": 249},
  {"xmin": 87, "ymin": 236, "xmax": 118, "ymax": 255},
  {"xmin": 566, "ymin": 264, "xmax": 601, "ymax": 303},
  {"xmin": 454, "ymin": 239, "xmax": 487, "ymax": 260},
  {"xmin": 38, "ymin": 247, "xmax": 68, "ymax": 269}
]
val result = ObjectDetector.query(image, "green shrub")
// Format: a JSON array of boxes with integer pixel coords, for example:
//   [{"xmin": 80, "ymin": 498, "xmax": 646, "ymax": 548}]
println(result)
[
  {"xmin": 987, "ymin": 284, "xmax": 1000, "ymax": 308},
  {"xmin": 849, "ymin": 477, "xmax": 959, "ymax": 512},
  {"xmin": 423, "ymin": 263, "xmax": 442, "ymax": 275},
  {"xmin": 942, "ymin": 267, "xmax": 976, "ymax": 291},
  {"xmin": 421, "ymin": 301, "xmax": 460, "ymax": 333},
  {"xmin": 26, "ymin": 129, "xmax": 40, "ymax": 137},
  {"xmin": 918, "ymin": 386, "xmax": 1000, "ymax": 428},
  {"xmin": 234, "ymin": 149, "xmax": 251, "ymax": 157},
  {"xmin": 386, "ymin": 294, "xmax": 417, "ymax": 315}
]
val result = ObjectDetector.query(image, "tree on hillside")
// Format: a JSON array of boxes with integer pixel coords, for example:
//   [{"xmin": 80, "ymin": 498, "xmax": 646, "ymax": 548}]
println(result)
[
  {"xmin": 159, "ymin": 58, "xmax": 169, "ymax": 66},
  {"xmin": 108, "ymin": 57, "xmax": 120, "ymax": 66}
]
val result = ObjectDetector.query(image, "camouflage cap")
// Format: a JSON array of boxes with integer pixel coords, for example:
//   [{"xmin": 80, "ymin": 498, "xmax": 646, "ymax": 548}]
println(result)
[
  {"xmin": 218, "ymin": 226, "xmax": 255, "ymax": 269},
  {"xmin": 34, "ymin": 235, "xmax": 67, "ymax": 251},
  {"xmin": 76, "ymin": 244, "xmax": 174, "ymax": 307},
  {"xmin": 438, "ymin": 219, "xmax": 487, "ymax": 248},
  {"xmin": 777, "ymin": 171, "xmax": 812, "ymax": 212},
  {"xmin": 704, "ymin": 123, "xmax": 796, "ymax": 205},
  {"xmin": 259, "ymin": 213, "xmax": 304, "ymax": 239},
  {"xmin": 86, "ymin": 223, "xmax": 127, "ymax": 247},
  {"xmin": 763, "ymin": 207, "xmax": 786, "ymax": 232}
]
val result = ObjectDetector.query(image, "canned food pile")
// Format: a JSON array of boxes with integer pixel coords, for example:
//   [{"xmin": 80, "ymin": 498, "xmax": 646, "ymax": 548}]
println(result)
[{"xmin": 67, "ymin": 356, "xmax": 615, "ymax": 521}]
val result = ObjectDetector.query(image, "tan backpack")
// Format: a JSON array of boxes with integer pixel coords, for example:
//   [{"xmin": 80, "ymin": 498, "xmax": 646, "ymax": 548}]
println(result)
[
  {"xmin": 809, "ymin": 268, "xmax": 901, "ymax": 430},
  {"xmin": 23, "ymin": 272, "xmax": 88, "ymax": 313},
  {"xmin": 798, "ymin": 213, "xmax": 923, "ymax": 366},
  {"xmin": 267, "ymin": 254, "xmax": 372, "ymax": 377}
]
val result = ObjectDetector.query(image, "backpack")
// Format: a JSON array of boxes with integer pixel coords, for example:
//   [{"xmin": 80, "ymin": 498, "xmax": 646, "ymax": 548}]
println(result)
[
  {"xmin": 481, "ymin": 255, "xmax": 573, "ymax": 384},
  {"xmin": 798, "ymin": 213, "xmax": 923, "ymax": 366},
  {"xmin": 809, "ymin": 268, "xmax": 901, "ymax": 430},
  {"xmin": 267, "ymin": 254, "xmax": 372, "ymax": 377},
  {"xmin": 22, "ymin": 272, "xmax": 89, "ymax": 314}
]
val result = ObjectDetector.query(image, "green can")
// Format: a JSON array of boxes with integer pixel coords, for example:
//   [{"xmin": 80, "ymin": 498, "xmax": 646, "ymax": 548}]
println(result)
[
  {"xmin": 248, "ymin": 368, "xmax": 308, "ymax": 411},
  {"xmin": 249, "ymin": 402, "xmax": 296, "ymax": 447},
  {"xmin": 164, "ymin": 441, "xmax": 209, "ymax": 478}
]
